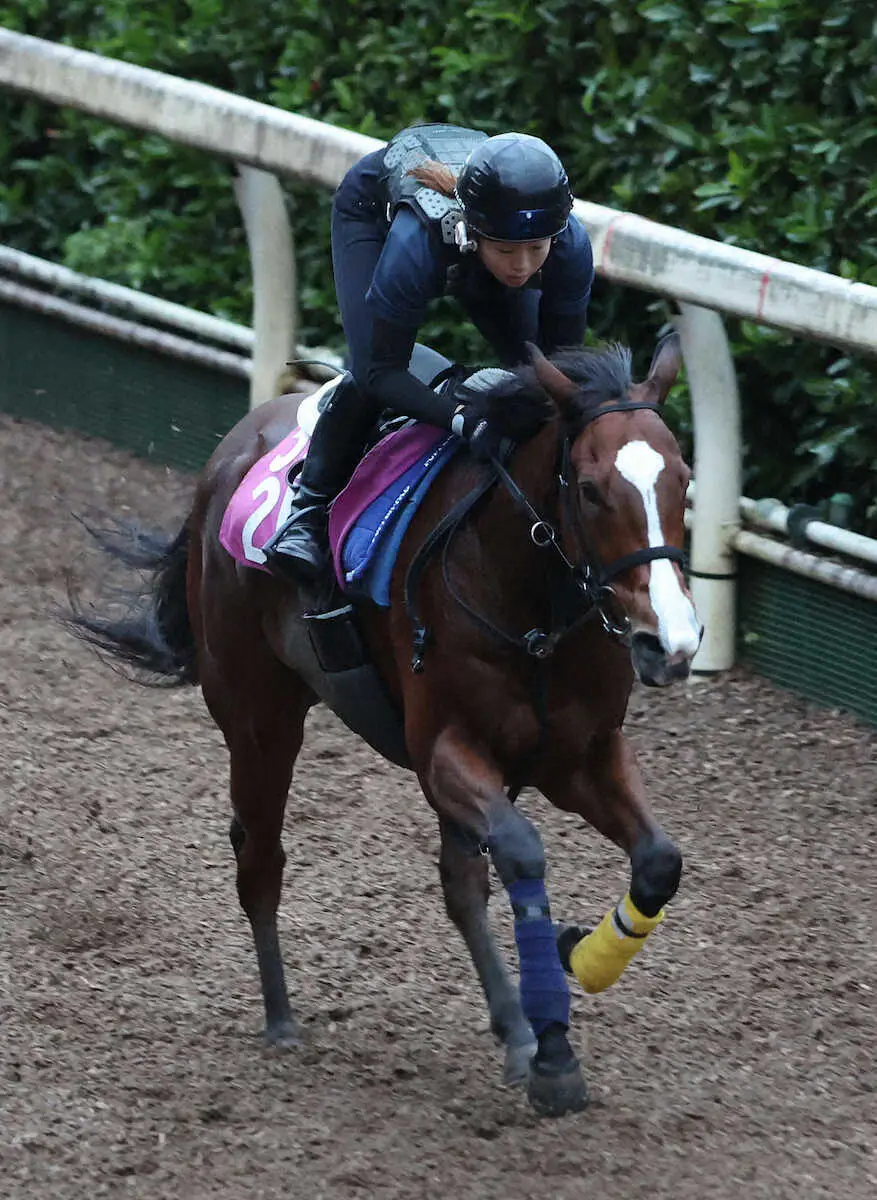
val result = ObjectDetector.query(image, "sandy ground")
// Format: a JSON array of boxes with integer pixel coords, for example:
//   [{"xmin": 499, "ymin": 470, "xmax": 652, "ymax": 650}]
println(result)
[{"xmin": 1, "ymin": 412, "xmax": 875, "ymax": 1199}]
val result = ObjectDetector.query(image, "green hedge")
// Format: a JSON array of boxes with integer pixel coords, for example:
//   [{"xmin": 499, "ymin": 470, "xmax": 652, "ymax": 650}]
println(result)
[{"xmin": 1, "ymin": 1, "xmax": 876, "ymax": 527}]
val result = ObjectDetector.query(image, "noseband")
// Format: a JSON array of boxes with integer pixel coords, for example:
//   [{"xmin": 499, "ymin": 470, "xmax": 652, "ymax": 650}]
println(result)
[{"xmin": 404, "ymin": 399, "xmax": 686, "ymax": 671}]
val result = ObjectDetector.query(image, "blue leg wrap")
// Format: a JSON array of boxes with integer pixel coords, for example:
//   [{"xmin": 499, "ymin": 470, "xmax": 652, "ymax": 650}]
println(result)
[{"xmin": 507, "ymin": 878, "xmax": 571, "ymax": 1034}]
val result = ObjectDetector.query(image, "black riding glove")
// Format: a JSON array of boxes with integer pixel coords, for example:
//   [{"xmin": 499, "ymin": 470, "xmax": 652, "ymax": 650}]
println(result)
[{"xmin": 449, "ymin": 390, "xmax": 503, "ymax": 463}]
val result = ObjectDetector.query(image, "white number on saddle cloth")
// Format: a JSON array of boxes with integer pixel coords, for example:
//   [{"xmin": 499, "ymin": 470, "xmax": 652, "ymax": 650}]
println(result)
[
  {"xmin": 240, "ymin": 427, "xmax": 310, "ymax": 564},
  {"xmin": 269, "ymin": 426, "xmax": 309, "ymax": 473},
  {"xmin": 241, "ymin": 477, "xmax": 282, "ymax": 565}
]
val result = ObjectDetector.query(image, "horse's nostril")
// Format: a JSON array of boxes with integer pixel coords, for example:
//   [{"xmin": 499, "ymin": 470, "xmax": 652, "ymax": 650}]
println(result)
[{"xmin": 632, "ymin": 632, "xmax": 663, "ymax": 659}]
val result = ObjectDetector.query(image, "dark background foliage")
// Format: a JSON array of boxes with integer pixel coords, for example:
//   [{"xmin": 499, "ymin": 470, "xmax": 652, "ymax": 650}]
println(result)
[{"xmin": 1, "ymin": 1, "xmax": 875, "ymax": 525}]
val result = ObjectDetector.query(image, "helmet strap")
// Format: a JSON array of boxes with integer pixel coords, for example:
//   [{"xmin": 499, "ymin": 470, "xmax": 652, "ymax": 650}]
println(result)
[{"xmin": 453, "ymin": 219, "xmax": 478, "ymax": 255}]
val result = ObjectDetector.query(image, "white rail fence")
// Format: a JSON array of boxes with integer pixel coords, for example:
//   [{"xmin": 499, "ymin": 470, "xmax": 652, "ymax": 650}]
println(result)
[{"xmin": 2, "ymin": 28, "xmax": 876, "ymax": 674}]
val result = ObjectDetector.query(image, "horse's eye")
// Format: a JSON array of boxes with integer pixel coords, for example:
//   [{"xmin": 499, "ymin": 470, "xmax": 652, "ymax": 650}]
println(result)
[{"xmin": 579, "ymin": 479, "xmax": 603, "ymax": 507}]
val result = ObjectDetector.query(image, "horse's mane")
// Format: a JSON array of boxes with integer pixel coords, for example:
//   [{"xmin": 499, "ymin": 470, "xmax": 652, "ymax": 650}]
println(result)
[
  {"xmin": 549, "ymin": 344, "xmax": 633, "ymax": 413},
  {"xmin": 480, "ymin": 344, "xmax": 634, "ymax": 442}
]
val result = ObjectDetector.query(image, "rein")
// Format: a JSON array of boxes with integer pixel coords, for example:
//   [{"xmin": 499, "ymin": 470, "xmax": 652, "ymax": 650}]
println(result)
[{"xmin": 405, "ymin": 400, "xmax": 685, "ymax": 664}]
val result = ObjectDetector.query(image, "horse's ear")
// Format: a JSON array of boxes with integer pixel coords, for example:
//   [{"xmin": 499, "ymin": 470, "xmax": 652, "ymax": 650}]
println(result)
[
  {"xmin": 526, "ymin": 342, "xmax": 579, "ymax": 408},
  {"xmin": 646, "ymin": 331, "xmax": 683, "ymax": 404}
]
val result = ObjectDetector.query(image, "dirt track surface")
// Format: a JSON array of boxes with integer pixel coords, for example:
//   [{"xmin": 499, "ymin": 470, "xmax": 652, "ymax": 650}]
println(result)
[{"xmin": 1, "ymin": 412, "xmax": 875, "ymax": 1200}]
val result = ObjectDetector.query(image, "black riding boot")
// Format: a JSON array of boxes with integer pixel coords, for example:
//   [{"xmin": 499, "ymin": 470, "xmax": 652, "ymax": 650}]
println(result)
[{"xmin": 264, "ymin": 373, "xmax": 373, "ymax": 583}]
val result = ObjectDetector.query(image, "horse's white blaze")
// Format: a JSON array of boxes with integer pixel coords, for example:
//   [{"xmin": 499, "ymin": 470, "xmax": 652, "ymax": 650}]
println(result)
[{"xmin": 614, "ymin": 441, "xmax": 700, "ymax": 657}]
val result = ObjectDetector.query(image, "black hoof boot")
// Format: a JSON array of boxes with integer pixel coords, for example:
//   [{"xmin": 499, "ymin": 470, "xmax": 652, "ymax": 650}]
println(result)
[{"xmin": 527, "ymin": 1023, "xmax": 589, "ymax": 1118}]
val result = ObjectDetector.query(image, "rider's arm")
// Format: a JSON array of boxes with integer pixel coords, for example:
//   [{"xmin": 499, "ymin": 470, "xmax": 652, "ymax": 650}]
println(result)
[
  {"xmin": 538, "ymin": 215, "xmax": 594, "ymax": 354},
  {"xmin": 364, "ymin": 210, "xmax": 458, "ymax": 427},
  {"xmin": 366, "ymin": 317, "xmax": 458, "ymax": 428}
]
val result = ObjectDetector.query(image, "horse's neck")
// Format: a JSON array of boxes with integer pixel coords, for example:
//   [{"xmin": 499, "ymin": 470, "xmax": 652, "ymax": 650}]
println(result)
[
  {"xmin": 509, "ymin": 420, "xmax": 561, "ymax": 509},
  {"xmin": 473, "ymin": 422, "xmax": 562, "ymax": 589}
]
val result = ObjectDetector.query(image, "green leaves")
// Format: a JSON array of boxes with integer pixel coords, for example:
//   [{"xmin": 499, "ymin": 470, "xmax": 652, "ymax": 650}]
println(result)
[{"xmin": 1, "ymin": 0, "xmax": 876, "ymax": 528}]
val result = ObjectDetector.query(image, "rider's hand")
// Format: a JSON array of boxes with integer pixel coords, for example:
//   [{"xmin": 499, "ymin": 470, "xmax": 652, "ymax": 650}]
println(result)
[
  {"xmin": 444, "ymin": 368, "xmax": 552, "ymax": 463},
  {"xmin": 449, "ymin": 391, "xmax": 502, "ymax": 463},
  {"xmin": 465, "ymin": 414, "xmax": 501, "ymax": 462}
]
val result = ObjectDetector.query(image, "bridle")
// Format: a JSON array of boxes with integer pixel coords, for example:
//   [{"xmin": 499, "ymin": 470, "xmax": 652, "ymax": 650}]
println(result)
[
  {"xmin": 404, "ymin": 399, "xmax": 687, "ymax": 671},
  {"xmin": 403, "ymin": 396, "xmax": 688, "ymax": 804}
]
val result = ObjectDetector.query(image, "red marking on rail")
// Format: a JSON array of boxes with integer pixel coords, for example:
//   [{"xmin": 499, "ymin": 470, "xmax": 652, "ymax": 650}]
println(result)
[
  {"xmin": 757, "ymin": 270, "xmax": 771, "ymax": 319},
  {"xmin": 600, "ymin": 213, "xmax": 628, "ymax": 269}
]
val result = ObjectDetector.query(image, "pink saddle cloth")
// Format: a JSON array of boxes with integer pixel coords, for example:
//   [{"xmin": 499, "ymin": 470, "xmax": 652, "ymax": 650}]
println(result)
[
  {"xmin": 219, "ymin": 425, "xmax": 310, "ymax": 573},
  {"xmin": 219, "ymin": 422, "xmax": 448, "ymax": 584}
]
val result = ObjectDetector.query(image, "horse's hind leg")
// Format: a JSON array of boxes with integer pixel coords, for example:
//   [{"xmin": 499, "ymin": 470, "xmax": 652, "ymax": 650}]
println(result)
[
  {"xmin": 438, "ymin": 820, "xmax": 536, "ymax": 1085},
  {"xmin": 204, "ymin": 660, "xmax": 314, "ymax": 1047}
]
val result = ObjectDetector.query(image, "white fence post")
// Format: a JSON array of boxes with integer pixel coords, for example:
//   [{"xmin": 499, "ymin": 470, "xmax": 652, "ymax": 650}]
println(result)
[
  {"xmin": 676, "ymin": 304, "xmax": 742, "ymax": 673},
  {"xmin": 233, "ymin": 166, "xmax": 297, "ymax": 409}
]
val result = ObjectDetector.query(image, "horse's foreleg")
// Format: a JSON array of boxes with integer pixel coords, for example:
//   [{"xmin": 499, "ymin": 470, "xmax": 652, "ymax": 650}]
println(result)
[
  {"xmin": 542, "ymin": 729, "xmax": 683, "ymax": 996},
  {"xmin": 424, "ymin": 727, "xmax": 588, "ymax": 1117},
  {"xmin": 437, "ymin": 819, "xmax": 536, "ymax": 1085}
]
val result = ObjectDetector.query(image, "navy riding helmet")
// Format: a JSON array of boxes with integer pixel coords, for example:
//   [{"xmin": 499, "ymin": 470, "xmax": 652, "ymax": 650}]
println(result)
[{"xmin": 455, "ymin": 133, "xmax": 573, "ymax": 242}]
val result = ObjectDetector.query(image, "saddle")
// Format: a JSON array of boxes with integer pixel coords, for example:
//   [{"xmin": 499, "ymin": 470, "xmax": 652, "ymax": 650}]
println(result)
[
  {"xmin": 220, "ymin": 344, "xmax": 509, "ymax": 601},
  {"xmin": 218, "ymin": 347, "xmax": 514, "ymax": 768}
]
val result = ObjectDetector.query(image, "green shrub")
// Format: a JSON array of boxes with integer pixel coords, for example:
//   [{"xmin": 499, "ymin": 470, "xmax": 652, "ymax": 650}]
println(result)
[{"xmin": 1, "ymin": 0, "xmax": 875, "ymax": 525}]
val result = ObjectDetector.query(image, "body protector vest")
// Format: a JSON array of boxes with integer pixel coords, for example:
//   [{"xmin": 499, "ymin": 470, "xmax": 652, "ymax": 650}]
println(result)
[{"xmin": 381, "ymin": 124, "xmax": 488, "ymax": 249}]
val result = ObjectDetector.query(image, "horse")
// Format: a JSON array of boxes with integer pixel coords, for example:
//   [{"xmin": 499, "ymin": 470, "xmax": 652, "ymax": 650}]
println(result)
[{"xmin": 68, "ymin": 335, "xmax": 701, "ymax": 1118}]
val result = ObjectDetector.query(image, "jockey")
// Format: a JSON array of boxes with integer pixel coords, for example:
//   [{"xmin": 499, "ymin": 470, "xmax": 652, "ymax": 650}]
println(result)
[{"xmin": 265, "ymin": 123, "xmax": 595, "ymax": 582}]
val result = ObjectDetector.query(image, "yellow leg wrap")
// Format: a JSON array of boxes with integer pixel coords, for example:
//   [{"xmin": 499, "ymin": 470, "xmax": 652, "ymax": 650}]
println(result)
[{"xmin": 569, "ymin": 892, "xmax": 665, "ymax": 994}]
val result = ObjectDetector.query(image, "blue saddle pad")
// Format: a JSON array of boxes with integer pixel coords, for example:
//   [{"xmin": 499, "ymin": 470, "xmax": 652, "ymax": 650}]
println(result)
[{"xmin": 340, "ymin": 434, "xmax": 460, "ymax": 606}]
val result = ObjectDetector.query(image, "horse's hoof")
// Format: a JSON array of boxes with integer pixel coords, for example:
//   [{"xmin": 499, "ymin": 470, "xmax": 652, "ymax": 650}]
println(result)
[
  {"xmin": 526, "ymin": 1024, "xmax": 589, "ymax": 1117},
  {"xmin": 503, "ymin": 1038, "xmax": 538, "ymax": 1087},
  {"xmin": 527, "ymin": 1060, "xmax": 589, "ymax": 1117},
  {"xmin": 555, "ymin": 922, "xmax": 592, "ymax": 974},
  {"xmin": 263, "ymin": 1018, "xmax": 303, "ymax": 1049}
]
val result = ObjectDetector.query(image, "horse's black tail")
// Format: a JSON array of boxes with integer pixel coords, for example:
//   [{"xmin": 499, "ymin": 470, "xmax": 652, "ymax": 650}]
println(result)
[{"xmin": 66, "ymin": 517, "xmax": 198, "ymax": 686}]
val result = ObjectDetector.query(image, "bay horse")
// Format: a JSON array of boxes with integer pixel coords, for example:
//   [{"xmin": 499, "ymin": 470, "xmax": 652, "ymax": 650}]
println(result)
[{"xmin": 69, "ymin": 335, "xmax": 701, "ymax": 1118}]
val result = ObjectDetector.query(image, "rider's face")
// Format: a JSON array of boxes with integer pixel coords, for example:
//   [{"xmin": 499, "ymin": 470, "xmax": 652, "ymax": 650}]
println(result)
[{"xmin": 476, "ymin": 237, "xmax": 552, "ymax": 288}]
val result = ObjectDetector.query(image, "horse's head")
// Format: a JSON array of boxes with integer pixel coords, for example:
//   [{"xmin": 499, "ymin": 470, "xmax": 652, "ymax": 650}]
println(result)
[{"xmin": 531, "ymin": 336, "xmax": 702, "ymax": 686}]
